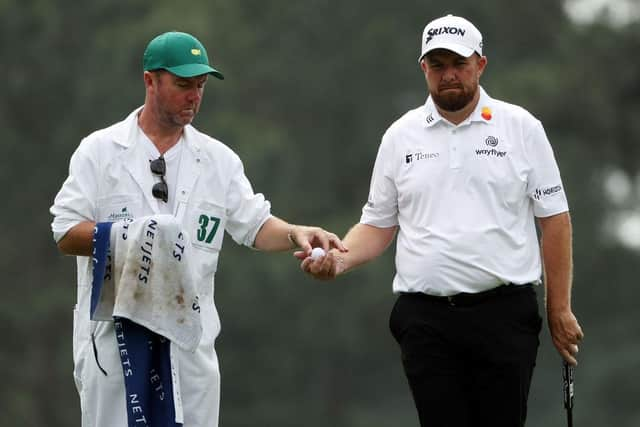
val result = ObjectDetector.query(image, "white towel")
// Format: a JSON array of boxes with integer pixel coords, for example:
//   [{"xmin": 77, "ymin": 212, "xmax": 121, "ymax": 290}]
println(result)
[{"xmin": 92, "ymin": 215, "xmax": 202, "ymax": 352}]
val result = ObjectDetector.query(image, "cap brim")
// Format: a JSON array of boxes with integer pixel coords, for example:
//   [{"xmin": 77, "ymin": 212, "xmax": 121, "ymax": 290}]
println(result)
[
  {"xmin": 165, "ymin": 63, "xmax": 224, "ymax": 80},
  {"xmin": 418, "ymin": 42, "xmax": 475, "ymax": 62}
]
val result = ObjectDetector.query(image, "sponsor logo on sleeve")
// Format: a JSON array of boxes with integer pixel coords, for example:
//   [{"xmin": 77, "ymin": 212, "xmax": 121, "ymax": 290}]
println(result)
[{"xmin": 534, "ymin": 185, "xmax": 563, "ymax": 200}]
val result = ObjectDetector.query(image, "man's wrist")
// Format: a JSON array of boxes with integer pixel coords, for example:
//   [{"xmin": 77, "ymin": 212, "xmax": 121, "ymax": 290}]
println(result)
[
  {"xmin": 287, "ymin": 226, "xmax": 298, "ymax": 248},
  {"xmin": 330, "ymin": 249, "xmax": 346, "ymax": 276}
]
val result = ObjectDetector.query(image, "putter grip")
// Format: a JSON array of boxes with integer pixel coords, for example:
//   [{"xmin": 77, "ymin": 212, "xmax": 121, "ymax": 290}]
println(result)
[{"xmin": 562, "ymin": 361, "xmax": 574, "ymax": 409}]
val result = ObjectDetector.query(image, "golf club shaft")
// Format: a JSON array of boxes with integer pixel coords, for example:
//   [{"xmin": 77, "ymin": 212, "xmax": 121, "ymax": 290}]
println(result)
[{"xmin": 563, "ymin": 361, "xmax": 574, "ymax": 427}]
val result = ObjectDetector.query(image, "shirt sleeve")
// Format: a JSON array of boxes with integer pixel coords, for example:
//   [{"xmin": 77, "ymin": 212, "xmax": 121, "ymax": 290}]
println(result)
[
  {"xmin": 525, "ymin": 120, "xmax": 569, "ymax": 217},
  {"xmin": 50, "ymin": 140, "xmax": 99, "ymax": 242},
  {"xmin": 224, "ymin": 155, "xmax": 272, "ymax": 247},
  {"xmin": 360, "ymin": 131, "xmax": 399, "ymax": 227}
]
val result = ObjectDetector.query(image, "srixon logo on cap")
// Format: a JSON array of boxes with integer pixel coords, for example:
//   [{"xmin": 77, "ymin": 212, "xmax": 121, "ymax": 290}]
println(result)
[{"xmin": 426, "ymin": 26, "xmax": 467, "ymax": 44}]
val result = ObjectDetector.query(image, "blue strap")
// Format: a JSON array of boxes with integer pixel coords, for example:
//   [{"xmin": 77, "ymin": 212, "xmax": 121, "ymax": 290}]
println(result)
[
  {"xmin": 91, "ymin": 222, "xmax": 113, "ymax": 318},
  {"xmin": 115, "ymin": 317, "xmax": 181, "ymax": 427}
]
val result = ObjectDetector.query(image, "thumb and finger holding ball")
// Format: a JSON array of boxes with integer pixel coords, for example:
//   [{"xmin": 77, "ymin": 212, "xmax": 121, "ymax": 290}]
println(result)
[{"xmin": 310, "ymin": 247, "xmax": 326, "ymax": 260}]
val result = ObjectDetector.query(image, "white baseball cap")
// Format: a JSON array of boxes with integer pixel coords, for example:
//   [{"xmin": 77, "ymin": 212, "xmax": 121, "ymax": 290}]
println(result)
[{"xmin": 418, "ymin": 14, "xmax": 483, "ymax": 62}]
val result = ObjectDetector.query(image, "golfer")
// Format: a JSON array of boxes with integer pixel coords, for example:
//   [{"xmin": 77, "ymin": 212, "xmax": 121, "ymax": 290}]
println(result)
[{"xmin": 300, "ymin": 14, "xmax": 584, "ymax": 427}]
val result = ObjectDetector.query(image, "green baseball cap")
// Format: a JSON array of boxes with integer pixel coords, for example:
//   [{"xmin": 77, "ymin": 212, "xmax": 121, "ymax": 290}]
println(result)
[{"xmin": 143, "ymin": 31, "xmax": 224, "ymax": 79}]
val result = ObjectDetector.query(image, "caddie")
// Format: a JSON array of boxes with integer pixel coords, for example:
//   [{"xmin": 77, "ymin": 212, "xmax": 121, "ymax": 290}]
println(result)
[{"xmin": 51, "ymin": 31, "xmax": 345, "ymax": 427}]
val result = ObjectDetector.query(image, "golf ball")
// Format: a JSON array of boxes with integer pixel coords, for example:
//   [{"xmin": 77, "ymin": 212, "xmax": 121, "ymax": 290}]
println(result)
[{"xmin": 310, "ymin": 247, "xmax": 326, "ymax": 260}]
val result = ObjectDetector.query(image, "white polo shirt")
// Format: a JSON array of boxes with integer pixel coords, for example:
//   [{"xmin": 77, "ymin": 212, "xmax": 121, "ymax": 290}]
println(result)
[{"xmin": 361, "ymin": 87, "xmax": 568, "ymax": 296}]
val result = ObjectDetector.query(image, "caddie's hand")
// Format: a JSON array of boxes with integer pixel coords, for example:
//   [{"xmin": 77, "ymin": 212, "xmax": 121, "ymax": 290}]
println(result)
[
  {"xmin": 548, "ymin": 308, "xmax": 584, "ymax": 366},
  {"xmin": 298, "ymin": 249, "xmax": 345, "ymax": 281},
  {"xmin": 289, "ymin": 225, "xmax": 347, "ymax": 258}
]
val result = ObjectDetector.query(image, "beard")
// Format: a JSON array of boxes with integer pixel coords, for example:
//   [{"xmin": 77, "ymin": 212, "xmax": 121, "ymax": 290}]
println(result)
[
  {"xmin": 157, "ymin": 101, "xmax": 199, "ymax": 128},
  {"xmin": 430, "ymin": 82, "xmax": 478, "ymax": 112}
]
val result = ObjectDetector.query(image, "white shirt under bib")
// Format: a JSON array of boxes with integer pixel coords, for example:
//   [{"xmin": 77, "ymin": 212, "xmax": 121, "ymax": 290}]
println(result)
[
  {"xmin": 361, "ymin": 87, "xmax": 569, "ymax": 296},
  {"xmin": 138, "ymin": 125, "xmax": 184, "ymax": 215}
]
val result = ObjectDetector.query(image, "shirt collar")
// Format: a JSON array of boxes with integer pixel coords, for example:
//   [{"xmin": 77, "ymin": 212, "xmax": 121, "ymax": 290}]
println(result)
[
  {"xmin": 423, "ymin": 86, "xmax": 495, "ymax": 128},
  {"xmin": 468, "ymin": 87, "xmax": 495, "ymax": 126},
  {"xmin": 423, "ymin": 97, "xmax": 444, "ymax": 128}
]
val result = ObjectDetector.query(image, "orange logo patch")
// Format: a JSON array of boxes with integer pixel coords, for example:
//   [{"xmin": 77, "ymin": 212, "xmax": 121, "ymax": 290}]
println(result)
[{"xmin": 481, "ymin": 107, "xmax": 492, "ymax": 121}]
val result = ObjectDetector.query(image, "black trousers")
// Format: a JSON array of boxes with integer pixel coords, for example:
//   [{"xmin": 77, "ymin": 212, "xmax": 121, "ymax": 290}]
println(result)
[{"xmin": 389, "ymin": 285, "xmax": 542, "ymax": 427}]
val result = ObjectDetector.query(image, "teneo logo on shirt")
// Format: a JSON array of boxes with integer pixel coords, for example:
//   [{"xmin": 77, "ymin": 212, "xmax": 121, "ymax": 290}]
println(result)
[
  {"xmin": 107, "ymin": 207, "xmax": 134, "ymax": 222},
  {"xmin": 405, "ymin": 151, "xmax": 440, "ymax": 164},
  {"xmin": 534, "ymin": 185, "xmax": 563, "ymax": 200}
]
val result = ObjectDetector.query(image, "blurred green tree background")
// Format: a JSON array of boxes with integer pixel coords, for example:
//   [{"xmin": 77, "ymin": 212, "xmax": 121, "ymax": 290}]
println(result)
[{"xmin": 1, "ymin": 0, "xmax": 639, "ymax": 425}]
